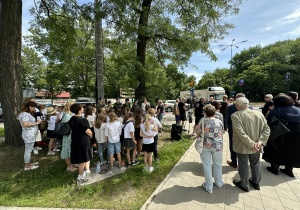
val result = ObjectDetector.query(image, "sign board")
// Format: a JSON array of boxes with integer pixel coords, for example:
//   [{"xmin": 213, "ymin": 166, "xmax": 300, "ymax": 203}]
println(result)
[
  {"xmin": 238, "ymin": 80, "xmax": 244, "ymax": 86},
  {"xmin": 190, "ymin": 88, "xmax": 194, "ymax": 95},
  {"xmin": 190, "ymin": 81, "xmax": 194, "ymax": 87},
  {"xmin": 35, "ymin": 99, "xmax": 76, "ymax": 106},
  {"xmin": 231, "ymin": 91, "xmax": 236, "ymax": 94}
]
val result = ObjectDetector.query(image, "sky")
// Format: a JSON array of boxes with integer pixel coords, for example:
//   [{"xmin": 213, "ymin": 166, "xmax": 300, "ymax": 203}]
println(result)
[{"xmin": 22, "ymin": 0, "xmax": 300, "ymax": 82}]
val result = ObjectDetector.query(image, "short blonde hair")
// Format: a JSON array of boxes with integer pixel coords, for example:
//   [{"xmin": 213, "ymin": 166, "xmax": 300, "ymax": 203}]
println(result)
[{"xmin": 148, "ymin": 108, "xmax": 156, "ymax": 116}]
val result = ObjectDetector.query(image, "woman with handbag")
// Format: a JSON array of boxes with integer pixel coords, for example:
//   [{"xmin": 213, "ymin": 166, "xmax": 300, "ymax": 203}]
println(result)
[
  {"xmin": 18, "ymin": 102, "xmax": 42, "ymax": 170},
  {"xmin": 60, "ymin": 101, "xmax": 77, "ymax": 172},
  {"xmin": 196, "ymin": 104, "xmax": 225, "ymax": 193},
  {"xmin": 263, "ymin": 94, "xmax": 300, "ymax": 177}
]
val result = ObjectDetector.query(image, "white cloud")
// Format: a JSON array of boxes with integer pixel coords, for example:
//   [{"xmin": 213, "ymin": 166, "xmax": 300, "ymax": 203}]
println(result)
[
  {"xmin": 283, "ymin": 26, "xmax": 300, "ymax": 36},
  {"xmin": 259, "ymin": 26, "xmax": 272, "ymax": 32},
  {"xmin": 280, "ymin": 8, "xmax": 300, "ymax": 24}
]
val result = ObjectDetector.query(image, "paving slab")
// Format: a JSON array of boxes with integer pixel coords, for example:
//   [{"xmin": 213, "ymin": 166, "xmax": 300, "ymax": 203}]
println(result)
[{"xmin": 141, "ymin": 113, "xmax": 300, "ymax": 210}]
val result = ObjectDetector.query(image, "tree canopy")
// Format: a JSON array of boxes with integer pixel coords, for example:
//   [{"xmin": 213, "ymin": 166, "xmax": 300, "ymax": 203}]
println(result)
[{"xmin": 197, "ymin": 38, "xmax": 300, "ymax": 101}]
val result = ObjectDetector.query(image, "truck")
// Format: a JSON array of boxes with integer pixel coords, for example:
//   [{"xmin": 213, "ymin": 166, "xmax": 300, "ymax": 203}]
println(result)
[{"xmin": 180, "ymin": 87, "xmax": 226, "ymax": 103}]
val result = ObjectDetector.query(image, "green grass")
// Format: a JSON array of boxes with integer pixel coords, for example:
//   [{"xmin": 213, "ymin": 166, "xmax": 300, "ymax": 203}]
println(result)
[
  {"xmin": 0, "ymin": 127, "xmax": 4, "ymax": 137},
  {"xmin": 0, "ymin": 126, "xmax": 194, "ymax": 209}
]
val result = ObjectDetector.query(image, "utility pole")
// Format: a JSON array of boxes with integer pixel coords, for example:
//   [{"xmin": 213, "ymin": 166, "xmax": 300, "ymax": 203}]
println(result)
[
  {"xmin": 219, "ymin": 39, "xmax": 248, "ymax": 97},
  {"xmin": 95, "ymin": 0, "xmax": 104, "ymax": 102},
  {"xmin": 286, "ymin": 72, "xmax": 290, "ymax": 93}
]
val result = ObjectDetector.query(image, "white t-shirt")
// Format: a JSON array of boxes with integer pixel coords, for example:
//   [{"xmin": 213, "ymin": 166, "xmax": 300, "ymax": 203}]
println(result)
[
  {"xmin": 47, "ymin": 115, "xmax": 57, "ymax": 131},
  {"xmin": 124, "ymin": 121, "xmax": 135, "ymax": 139},
  {"xmin": 151, "ymin": 117, "xmax": 162, "ymax": 136},
  {"xmin": 94, "ymin": 123, "xmax": 106, "ymax": 143},
  {"xmin": 105, "ymin": 121, "xmax": 122, "ymax": 143},
  {"xmin": 141, "ymin": 102, "xmax": 150, "ymax": 114},
  {"xmin": 140, "ymin": 123, "xmax": 155, "ymax": 144},
  {"xmin": 86, "ymin": 115, "xmax": 94, "ymax": 128}
]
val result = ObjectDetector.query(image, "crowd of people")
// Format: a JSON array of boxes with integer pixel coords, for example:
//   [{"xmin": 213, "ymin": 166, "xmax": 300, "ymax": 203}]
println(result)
[
  {"xmin": 173, "ymin": 91, "xmax": 300, "ymax": 193},
  {"xmin": 17, "ymin": 91, "xmax": 300, "ymax": 189},
  {"xmin": 18, "ymin": 97, "xmax": 164, "ymax": 184}
]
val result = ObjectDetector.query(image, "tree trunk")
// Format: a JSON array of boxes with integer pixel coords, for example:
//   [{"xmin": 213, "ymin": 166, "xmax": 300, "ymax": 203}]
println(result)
[
  {"xmin": 95, "ymin": 0, "xmax": 104, "ymax": 100},
  {"xmin": 0, "ymin": 0, "xmax": 23, "ymax": 146},
  {"xmin": 135, "ymin": 0, "xmax": 152, "ymax": 100}
]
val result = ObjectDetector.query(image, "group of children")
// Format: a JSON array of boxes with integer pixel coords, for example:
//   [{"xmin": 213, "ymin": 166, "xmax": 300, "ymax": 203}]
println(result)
[{"xmin": 84, "ymin": 106, "xmax": 163, "ymax": 172}]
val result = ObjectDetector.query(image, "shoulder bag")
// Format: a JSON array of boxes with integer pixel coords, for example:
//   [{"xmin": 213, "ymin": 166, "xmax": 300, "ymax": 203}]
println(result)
[
  {"xmin": 35, "ymin": 129, "xmax": 42, "ymax": 142},
  {"xmin": 195, "ymin": 118, "xmax": 205, "ymax": 153},
  {"xmin": 268, "ymin": 108, "xmax": 290, "ymax": 141},
  {"xmin": 53, "ymin": 113, "xmax": 71, "ymax": 136}
]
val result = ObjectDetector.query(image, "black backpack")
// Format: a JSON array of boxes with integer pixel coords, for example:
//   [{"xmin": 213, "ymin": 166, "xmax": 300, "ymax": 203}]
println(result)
[{"xmin": 120, "ymin": 120, "xmax": 133, "ymax": 142}]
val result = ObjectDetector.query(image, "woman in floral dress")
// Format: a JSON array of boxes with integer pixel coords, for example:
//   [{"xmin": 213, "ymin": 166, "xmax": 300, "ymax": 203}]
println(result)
[{"xmin": 60, "ymin": 100, "xmax": 77, "ymax": 172}]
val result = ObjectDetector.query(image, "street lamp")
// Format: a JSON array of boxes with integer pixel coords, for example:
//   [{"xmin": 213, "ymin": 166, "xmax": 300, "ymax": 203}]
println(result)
[{"xmin": 219, "ymin": 39, "xmax": 248, "ymax": 97}]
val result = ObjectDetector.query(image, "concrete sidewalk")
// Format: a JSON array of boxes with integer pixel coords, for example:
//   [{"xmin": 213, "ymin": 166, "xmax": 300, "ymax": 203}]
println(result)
[{"xmin": 141, "ymin": 131, "xmax": 300, "ymax": 210}]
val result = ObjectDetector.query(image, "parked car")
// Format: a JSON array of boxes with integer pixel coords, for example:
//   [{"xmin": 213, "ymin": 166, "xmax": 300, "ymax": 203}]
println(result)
[
  {"xmin": 163, "ymin": 100, "xmax": 176, "ymax": 112},
  {"xmin": 0, "ymin": 103, "xmax": 3, "ymax": 122}
]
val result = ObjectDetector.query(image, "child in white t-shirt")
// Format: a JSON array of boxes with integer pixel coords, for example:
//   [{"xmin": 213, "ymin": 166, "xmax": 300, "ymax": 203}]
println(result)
[
  {"xmin": 94, "ymin": 113, "xmax": 109, "ymax": 164},
  {"xmin": 105, "ymin": 112, "xmax": 122, "ymax": 170},
  {"xmin": 123, "ymin": 112, "xmax": 139, "ymax": 167},
  {"xmin": 140, "ymin": 114, "xmax": 157, "ymax": 172}
]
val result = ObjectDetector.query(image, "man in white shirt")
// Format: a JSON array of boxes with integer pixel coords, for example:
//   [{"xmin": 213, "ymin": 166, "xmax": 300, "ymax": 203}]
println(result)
[{"xmin": 141, "ymin": 97, "xmax": 150, "ymax": 114}]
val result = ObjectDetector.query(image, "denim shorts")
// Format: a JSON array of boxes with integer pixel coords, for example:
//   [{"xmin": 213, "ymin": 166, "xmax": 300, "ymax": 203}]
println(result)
[{"xmin": 108, "ymin": 141, "xmax": 121, "ymax": 155}]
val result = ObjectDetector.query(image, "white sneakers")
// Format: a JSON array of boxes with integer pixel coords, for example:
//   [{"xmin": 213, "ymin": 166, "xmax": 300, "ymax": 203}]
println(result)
[
  {"xmin": 33, "ymin": 150, "xmax": 39, "ymax": 155},
  {"xmin": 84, "ymin": 170, "xmax": 91, "ymax": 181},
  {"xmin": 24, "ymin": 163, "xmax": 39, "ymax": 171},
  {"xmin": 144, "ymin": 166, "xmax": 154, "ymax": 172},
  {"xmin": 47, "ymin": 151, "xmax": 56, "ymax": 155}
]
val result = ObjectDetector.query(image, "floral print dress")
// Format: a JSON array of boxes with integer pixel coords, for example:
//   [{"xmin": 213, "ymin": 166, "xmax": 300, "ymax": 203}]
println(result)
[
  {"xmin": 61, "ymin": 112, "xmax": 72, "ymax": 159},
  {"xmin": 18, "ymin": 112, "xmax": 38, "ymax": 144}
]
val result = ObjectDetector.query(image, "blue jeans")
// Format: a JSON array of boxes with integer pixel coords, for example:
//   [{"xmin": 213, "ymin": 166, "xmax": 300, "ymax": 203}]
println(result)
[
  {"xmin": 175, "ymin": 115, "xmax": 180, "ymax": 124},
  {"xmin": 107, "ymin": 141, "xmax": 121, "ymax": 155},
  {"xmin": 200, "ymin": 147, "xmax": 223, "ymax": 193},
  {"xmin": 158, "ymin": 113, "xmax": 164, "ymax": 122},
  {"xmin": 98, "ymin": 143, "xmax": 109, "ymax": 162}
]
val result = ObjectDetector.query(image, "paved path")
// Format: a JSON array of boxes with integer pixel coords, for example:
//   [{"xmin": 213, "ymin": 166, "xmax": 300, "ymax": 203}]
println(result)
[{"xmin": 141, "ymin": 125, "xmax": 300, "ymax": 210}]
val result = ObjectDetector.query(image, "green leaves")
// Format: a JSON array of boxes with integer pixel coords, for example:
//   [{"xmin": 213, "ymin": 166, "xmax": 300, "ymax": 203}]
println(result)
[{"xmin": 199, "ymin": 38, "xmax": 300, "ymax": 100}]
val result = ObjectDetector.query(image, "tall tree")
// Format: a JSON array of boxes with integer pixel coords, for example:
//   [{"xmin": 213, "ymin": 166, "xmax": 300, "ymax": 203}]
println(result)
[
  {"xmin": 0, "ymin": 0, "xmax": 23, "ymax": 146},
  {"xmin": 22, "ymin": 46, "xmax": 47, "ymax": 89},
  {"xmin": 102, "ymin": 0, "xmax": 242, "ymax": 100}
]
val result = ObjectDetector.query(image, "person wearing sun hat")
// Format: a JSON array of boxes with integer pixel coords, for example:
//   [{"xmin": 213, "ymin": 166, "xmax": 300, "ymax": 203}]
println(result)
[
  {"xmin": 46, "ymin": 106, "xmax": 60, "ymax": 155},
  {"xmin": 122, "ymin": 98, "xmax": 131, "ymax": 111},
  {"xmin": 131, "ymin": 99, "xmax": 140, "ymax": 112},
  {"xmin": 114, "ymin": 97, "xmax": 123, "ymax": 111},
  {"xmin": 97, "ymin": 97, "xmax": 106, "ymax": 111}
]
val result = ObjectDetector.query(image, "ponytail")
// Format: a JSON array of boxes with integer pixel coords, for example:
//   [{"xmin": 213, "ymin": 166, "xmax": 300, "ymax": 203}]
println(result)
[
  {"xmin": 145, "ymin": 118, "xmax": 150, "ymax": 131},
  {"xmin": 144, "ymin": 114, "xmax": 151, "ymax": 131}
]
